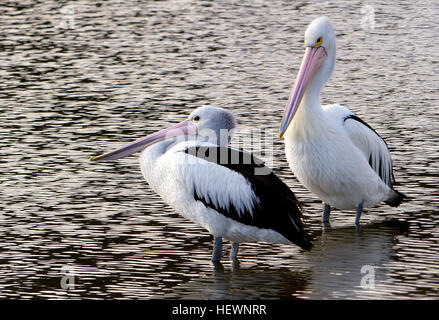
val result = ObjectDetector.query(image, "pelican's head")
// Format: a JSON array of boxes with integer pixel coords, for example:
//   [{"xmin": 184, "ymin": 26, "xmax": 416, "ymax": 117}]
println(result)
[
  {"xmin": 279, "ymin": 17, "xmax": 336, "ymax": 138},
  {"xmin": 304, "ymin": 17, "xmax": 336, "ymax": 84},
  {"xmin": 89, "ymin": 106, "xmax": 237, "ymax": 162},
  {"xmin": 188, "ymin": 105, "xmax": 237, "ymax": 146},
  {"xmin": 304, "ymin": 17, "xmax": 336, "ymax": 57}
]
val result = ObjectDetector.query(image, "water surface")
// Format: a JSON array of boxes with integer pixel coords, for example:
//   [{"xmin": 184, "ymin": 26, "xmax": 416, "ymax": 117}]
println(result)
[{"xmin": 0, "ymin": 0, "xmax": 438, "ymax": 299}]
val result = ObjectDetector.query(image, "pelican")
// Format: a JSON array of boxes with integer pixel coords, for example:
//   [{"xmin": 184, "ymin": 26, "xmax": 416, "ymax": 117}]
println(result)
[
  {"xmin": 279, "ymin": 17, "xmax": 405, "ymax": 225},
  {"xmin": 90, "ymin": 106, "xmax": 313, "ymax": 262}
]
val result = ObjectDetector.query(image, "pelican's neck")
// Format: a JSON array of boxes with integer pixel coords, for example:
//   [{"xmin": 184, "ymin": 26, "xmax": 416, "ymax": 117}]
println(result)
[
  {"xmin": 286, "ymin": 84, "xmax": 325, "ymax": 140},
  {"xmin": 141, "ymin": 138, "xmax": 177, "ymax": 164},
  {"xmin": 140, "ymin": 138, "xmax": 183, "ymax": 183},
  {"xmin": 301, "ymin": 88, "xmax": 323, "ymax": 117},
  {"xmin": 286, "ymin": 48, "xmax": 335, "ymax": 141}
]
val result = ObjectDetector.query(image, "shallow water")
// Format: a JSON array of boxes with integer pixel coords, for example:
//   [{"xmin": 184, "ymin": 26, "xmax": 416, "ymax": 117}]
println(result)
[{"xmin": 0, "ymin": 0, "xmax": 438, "ymax": 299}]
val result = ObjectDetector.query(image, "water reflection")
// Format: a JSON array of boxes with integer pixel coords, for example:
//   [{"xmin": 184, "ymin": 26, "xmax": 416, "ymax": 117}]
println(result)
[
  {"xmin": 157, "ymin": 220, "xmax": 410, "ymax": 300},
  {"xmin": 299, "ymin": 220, "xmax": 409, "ymax": 299},
  {"xmin": 165, "ymin": 260, "xmax": 310, "ymax": 300}
]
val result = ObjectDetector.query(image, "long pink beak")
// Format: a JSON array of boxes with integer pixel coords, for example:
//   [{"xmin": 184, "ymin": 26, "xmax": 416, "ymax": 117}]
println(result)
[
  {"xmin": 279, "ymin": 46, "xmax": 327, "ymax": 138},
  {"xmin": 89, "ymin": 119, "xmax": 197, "ymax": 161}
]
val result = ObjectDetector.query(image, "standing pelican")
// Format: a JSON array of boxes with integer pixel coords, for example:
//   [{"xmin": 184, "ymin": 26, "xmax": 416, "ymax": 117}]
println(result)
[
  {"xmin": 279, "ymin": 17, "xmax": 405, "ymax": 225},
  {"xmin": 91, "ymin": 106, "xmax": 312, "ymax": 262}
]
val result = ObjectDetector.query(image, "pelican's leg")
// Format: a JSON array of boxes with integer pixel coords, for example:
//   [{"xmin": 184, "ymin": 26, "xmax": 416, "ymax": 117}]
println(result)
[
  {"xmin": 323, "ymin": 203, "xmax": 331, "ymax": 224},
  {"xmin": 355, "ymin": 201, "xmax": 364, "ymax": 225},
  {"xmin": 211, "ymin": 237, "xmax": 223, "ymax": 262},
  {"xmin": 230, "ymin": 242, "xmax": 239, "ymax": 260}
]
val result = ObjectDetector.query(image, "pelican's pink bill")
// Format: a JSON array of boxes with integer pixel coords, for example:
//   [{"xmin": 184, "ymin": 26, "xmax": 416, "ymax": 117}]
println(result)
[
  {"xmin": 279, "ymin": 46, "xmax": 327, "ymax": 138},
  {"xmin": 89, "ymin": 119, "xmax": 196, "ymax": 162}
]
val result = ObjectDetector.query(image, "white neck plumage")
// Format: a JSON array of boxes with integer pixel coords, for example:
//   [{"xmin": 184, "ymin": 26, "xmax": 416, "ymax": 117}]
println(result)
[{"xmin": 286, "ymin": 47, "xmax": 335, "ymax": 140}]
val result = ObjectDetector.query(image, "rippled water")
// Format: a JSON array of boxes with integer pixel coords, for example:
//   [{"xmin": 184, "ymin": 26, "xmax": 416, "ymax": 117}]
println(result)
[{"xmin": 1, "ymin": 0, "xmax": 438, "ymax": 299}]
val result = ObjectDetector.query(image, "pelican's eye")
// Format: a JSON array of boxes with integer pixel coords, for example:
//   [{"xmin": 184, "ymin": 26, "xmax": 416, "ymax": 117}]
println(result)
[
  {"xmin": 193, "ymin": 115, "xmax": 200, "ymax": 122},
  {"xmin": 315, "ymin": 37, "xmax": 323, "ymax": 46}
]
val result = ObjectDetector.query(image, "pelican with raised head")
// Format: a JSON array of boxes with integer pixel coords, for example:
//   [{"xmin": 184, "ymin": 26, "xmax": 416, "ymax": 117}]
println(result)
[
  {"xmin": 279, "ymin": 17, "xmax": 405, "ymax": 225},
  {"xmin": 91, "ymin": 106, "xmax": 313, "ymax": 262}
]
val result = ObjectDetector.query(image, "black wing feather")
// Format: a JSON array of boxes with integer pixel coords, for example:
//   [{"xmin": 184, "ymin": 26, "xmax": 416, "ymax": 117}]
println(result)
[
  {"xmin": 183, "ymin": 146, "xmax": 313, "ymax": 250},
  {"xmin": 344, "ymin": 114, "xmax": 396, "ymax": 186},
  {"xmin": 344, "ymin": 114, "xmax": 406, "ymax": 206}
]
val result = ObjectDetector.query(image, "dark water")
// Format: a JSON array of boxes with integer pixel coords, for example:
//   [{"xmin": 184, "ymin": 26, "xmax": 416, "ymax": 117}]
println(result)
[{"xmin": 1, "ymin": 0, "xmax": 438, "ymax": 299}]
